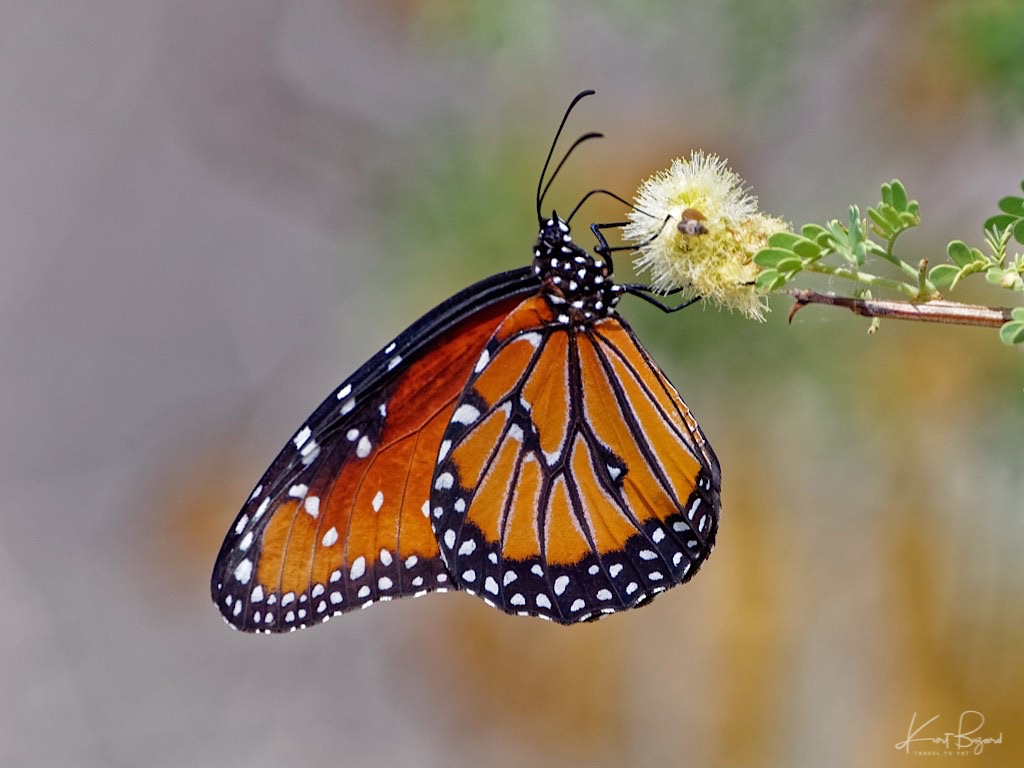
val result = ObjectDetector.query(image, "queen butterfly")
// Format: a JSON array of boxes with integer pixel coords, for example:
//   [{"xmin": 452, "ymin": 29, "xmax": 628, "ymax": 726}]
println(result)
[{"xmin": 211, "ymin": 91, "xmax": 721, "ymax": 631}]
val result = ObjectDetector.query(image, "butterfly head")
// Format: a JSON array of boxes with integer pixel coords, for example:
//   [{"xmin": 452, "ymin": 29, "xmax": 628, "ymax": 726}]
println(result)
[{"xmin": 533, "ymin": 212, "xmax": 622, "ymax": 324}]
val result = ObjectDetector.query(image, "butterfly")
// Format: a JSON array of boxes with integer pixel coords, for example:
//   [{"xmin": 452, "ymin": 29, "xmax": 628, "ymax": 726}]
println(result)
[{"xmin": 211, "ymin": 91, "xmax": 721, "ymax": 631}]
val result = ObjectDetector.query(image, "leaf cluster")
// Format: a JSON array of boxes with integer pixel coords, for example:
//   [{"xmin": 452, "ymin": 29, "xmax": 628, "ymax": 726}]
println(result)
[
  {"xmin": 753, "ymin": 179, "xmax": 1024, "ymax": 346},
  {"xmin": 754, "ymin": 181, "xmax": 926, "ymax": 298}
]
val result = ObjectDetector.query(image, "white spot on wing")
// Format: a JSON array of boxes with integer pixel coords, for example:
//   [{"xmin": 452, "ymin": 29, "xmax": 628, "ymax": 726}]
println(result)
[
  {"xmin": 293, "ymin": 426, "xmax": 311, "ymax": 449},
  {"xmin": 336, "ymin": 383, "xmax": 352, "ymax": 400},
  {"xmin": 303, "ymin": 496, "xmax": 320, "ymax": 518},
  {"xmin": 474, "ymin": 349, "xmax": 490, "ymax": 373},
  {"xmin": 288, "ymin": 484, "xmax": 308, "ymax": 498},
  {"xmin": 372, "ymin": 490, "xmax": 384, "ymax": 512},
  {"xmin": 553, "ymin": 575, "xmax": 570, "ymax": 595},
  {"xmin": 688, "ymin": 497, "xmax": 702, "ymax": 520},
  {"xmin": 322, "ymin": 527, "xmax": 338, "ymax": 547},
  {"xmin": 340, "ymin": 397, "xmax": 356, "ymax": 415},
  {"xmin": 233, "ymin": 559, "xmax": 253, "ymax": 584},
  {"xmin": 521, "ymin": 332, "xmax": 542, "ymax": 348},
  {"xmin": 451, "ymin": 404, "xmax": 480, "ymax": 425},
  {"xmin": 350, "ymin": 556, "xmax": 366, "ymax": 579},
  {"xmin": 300, "ymin": 439, "xmax": 320, "ymax": 466},
  {"xmin": 356, "ymin": 436, "xmax": 372, "ymax": 458}
]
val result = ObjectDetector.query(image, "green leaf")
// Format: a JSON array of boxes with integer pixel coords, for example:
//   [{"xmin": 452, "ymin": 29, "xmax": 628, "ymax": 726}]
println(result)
[
  {"xmin": 889, "ymin": 180, "xmax": 908, "ymax": 211},
  {"xmin": 766, "ymin": 232, "xmax": 804, "ymax": 249},
  {"xmin": 867, "ymin": 207, "xmax": 892, "ymax": 237},
  {"xmin": 947, "ymin": 240, "xmax": 975, "ymax": 268},
  {"xmin": 985, "ymin": 267, "xmax": 1004, "ymax": 285},
  {"xmin": 755, "ymin": 269, "xmax": 786, "ymax": 291},
  {"xmin": 985, "ymin": 213, "xmax": 1017, "ymax": 232},
  {"xmin": 997, "ymin": 195, "xmax": 1024, "ymax": 216},
  {"xmin": 790, "ymin": 238, "xmax": 823, "ymax": 259},
  {"xmin": 882, "ymin": 205, "xmax": 904, "ymax": 231},
  {"xmin": 1014, "ymin": 219, "xmax": 1024, "ymax": 245},
  {"xmin": 929, "ymin": 264, "xmax": 960, "ymax": 288},
  {"xmin": 801, "ymin": 223, "xmax": 830, "ymax": 243},
  {"xmin": 775, "ymin": 257, "xmax": 804, "ymax": 274},
  {"xmin": 754, "ymin": 248, "xmax": 793, "ymax": 267},
  {"xmin": 998, "ymin": 320, "xmax": 1024, "ymax": 345}
]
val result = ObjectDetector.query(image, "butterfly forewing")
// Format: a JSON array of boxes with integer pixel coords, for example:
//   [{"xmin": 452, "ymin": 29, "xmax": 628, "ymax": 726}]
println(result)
[
  {"xmin": 211, "ymin": 269, "xmax": 538, "ymax": 632},
  {"xmin": 431, "ymin": 296, "xmax": 721, "ymax": 624}
]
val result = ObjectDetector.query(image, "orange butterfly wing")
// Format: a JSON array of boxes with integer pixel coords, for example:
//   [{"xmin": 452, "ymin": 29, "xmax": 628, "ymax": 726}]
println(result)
[
  {"xmin": 430, "ymin": 295, "xmax": 721, "ymax": 623},
  {"xmin": 212, "ymin": 270, "xmax": 537, "ymax": 632}
]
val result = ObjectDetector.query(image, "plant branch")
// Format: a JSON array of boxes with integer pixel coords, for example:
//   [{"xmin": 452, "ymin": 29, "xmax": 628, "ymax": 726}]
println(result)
[
  {"xmin": 802, "ymin": 262, "xmax": 919, "ymax": 297},
  {"xmin": 786, "ymin": 289, "xmax": 1014, "ymax": 328}
]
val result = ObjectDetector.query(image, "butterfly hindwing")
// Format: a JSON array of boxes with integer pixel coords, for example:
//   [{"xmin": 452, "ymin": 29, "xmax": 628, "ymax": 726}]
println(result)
[
  {"xmin": 431, "ymin": 296, "xmax": 721, "ymax": 623},
  {"xmin": 211, "ymin": 269, "xmax": 538, "ymax": 632}
]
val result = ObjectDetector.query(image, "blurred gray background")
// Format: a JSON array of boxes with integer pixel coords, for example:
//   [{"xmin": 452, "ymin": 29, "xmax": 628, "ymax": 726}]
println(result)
[{"xmin": 2, "ymin": 2, "xmax": 1022, "ymax": 766}]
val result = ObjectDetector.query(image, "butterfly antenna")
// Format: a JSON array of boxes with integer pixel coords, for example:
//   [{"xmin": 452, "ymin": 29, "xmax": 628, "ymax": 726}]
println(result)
[
  {"xmin": 566, "ymin": 188, "xmax": 641, "ymax": 224},
  {"xmin": 536, "ymin": 89, "xmax": 597, "ymax": 223}
]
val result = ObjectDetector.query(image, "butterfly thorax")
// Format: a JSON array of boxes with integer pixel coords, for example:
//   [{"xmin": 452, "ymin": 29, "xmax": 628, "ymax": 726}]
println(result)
[{"xmin": 532, "ymin": 213, "xmax": 622, "ymax": 325}]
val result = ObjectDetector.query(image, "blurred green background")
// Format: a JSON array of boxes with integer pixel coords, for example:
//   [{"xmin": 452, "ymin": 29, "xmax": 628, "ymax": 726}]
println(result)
[{"xmin": 1, "ymin": 2, "xmax": 1021, "ymax": 766}]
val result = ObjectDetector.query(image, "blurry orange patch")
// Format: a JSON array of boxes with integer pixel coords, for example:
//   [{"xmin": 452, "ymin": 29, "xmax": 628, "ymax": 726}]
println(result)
[{"xmin": 394, "ymin": 600, "xmax": 630, "ymax": 763}]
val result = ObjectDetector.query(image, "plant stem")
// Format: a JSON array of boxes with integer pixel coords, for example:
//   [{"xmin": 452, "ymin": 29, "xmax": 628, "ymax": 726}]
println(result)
[
  {"xmin": 803, "ymin": 262, "xmax": 918, "ymax": 297},
  {"xmin": 785, "ymin": 289, "xmax": 1013, "ymax": 328}
]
